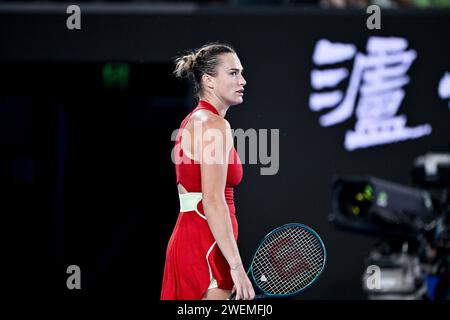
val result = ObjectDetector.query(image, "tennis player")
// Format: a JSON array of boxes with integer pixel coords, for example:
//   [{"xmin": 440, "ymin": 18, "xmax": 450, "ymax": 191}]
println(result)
[{"xmin": 160, "ymin": 42, "xmax": 255, "ymax": 300}]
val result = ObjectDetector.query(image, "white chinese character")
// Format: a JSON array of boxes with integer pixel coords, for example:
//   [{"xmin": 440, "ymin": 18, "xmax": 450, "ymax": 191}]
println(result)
[
  {"xmin": 310, "ymin": 37, "xmax": 432, "ymax": 151},
  {"xmin": 438, "ymin": 72, "xmax": 450, "ymax": 108}
]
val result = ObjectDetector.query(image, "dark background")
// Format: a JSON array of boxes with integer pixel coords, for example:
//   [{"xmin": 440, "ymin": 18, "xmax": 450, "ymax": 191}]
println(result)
[{"xmin": 1, "ymin": 4, "xmax": 449, "ymax": 300}]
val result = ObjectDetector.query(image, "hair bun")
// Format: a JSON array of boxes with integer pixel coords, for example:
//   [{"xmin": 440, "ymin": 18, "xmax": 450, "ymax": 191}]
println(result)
[{"xmin": 173, "ymin": 52, "xmax": 196, "ymax": 78}]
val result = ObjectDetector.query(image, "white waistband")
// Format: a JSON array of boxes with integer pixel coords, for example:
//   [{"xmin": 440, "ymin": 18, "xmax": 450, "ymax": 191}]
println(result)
[{"xmin": 179, "ymin": 192, "xmax": 203, "ymax": 213}]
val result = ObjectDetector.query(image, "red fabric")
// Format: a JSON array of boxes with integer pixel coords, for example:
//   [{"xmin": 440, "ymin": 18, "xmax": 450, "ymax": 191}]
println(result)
[{"xmin": 160, "ymin": 100, "xmax": 243, "ymax": 300}]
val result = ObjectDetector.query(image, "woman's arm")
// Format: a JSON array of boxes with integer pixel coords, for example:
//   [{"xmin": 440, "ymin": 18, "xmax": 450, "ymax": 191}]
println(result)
[{"xmin": 199, "ymin": 115, "xmax": 254, "ymax": 300}]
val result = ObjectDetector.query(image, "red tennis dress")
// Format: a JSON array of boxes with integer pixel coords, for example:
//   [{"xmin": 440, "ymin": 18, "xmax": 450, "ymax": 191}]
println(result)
[{"xmin": 160, "ymin": 100, "xmax": 243, "ymax": 300}]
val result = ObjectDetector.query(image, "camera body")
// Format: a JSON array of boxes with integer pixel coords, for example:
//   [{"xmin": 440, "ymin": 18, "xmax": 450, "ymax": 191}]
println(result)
[{"xmin": 330, "ymin": 152, "xmax": 450, "ymax": 299}]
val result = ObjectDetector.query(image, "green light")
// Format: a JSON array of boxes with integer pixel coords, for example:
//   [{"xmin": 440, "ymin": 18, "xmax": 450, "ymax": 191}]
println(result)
[
  {"xmin": 103, "ymin": 63, "xmax": 129, "ymax": 90},
  {"xmin": 351, "ymin": 206, "xmax": 360, "ymax": 216},
  {"xmin": 364, "ymin": 185, "xmax": 373, "ymax": 200},
  {"xmin": 355, "ymin": 193, "xmax": 364, "ymax": 201}
]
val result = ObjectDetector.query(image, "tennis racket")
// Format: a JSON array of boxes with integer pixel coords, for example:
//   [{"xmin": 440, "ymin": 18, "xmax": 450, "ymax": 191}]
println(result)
[{"xmin": 229, "ymin": 223, "xmax": 326, "ymax": 299}]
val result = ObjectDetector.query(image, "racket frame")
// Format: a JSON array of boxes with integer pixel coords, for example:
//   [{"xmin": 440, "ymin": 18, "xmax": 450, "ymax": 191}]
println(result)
[{"xmin": 247, "ymin": 223, "xmax": 327, "ymax": 299}]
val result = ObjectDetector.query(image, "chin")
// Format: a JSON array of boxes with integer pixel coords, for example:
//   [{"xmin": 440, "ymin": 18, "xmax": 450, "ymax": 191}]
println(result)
[{"xmin": 229, "ymin": 97, "xmax": 244, "ymax": 106}]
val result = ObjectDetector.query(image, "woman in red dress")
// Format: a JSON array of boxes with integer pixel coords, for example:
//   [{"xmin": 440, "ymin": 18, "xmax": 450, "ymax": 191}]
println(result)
[{"xmin": 160, "ymin": 43, "xmax": 255, "ymax": 300}]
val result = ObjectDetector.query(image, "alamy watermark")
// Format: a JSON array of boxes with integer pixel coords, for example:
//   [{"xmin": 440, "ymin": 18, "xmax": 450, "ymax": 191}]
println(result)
[
  {"xmin": 170, "ymin": 120, "xmax": 280, "ymax": 176},
  {"xmin": 365, "ymin": 265, "xmax": 381, "ymax": 290},
  {"xmin": 366, "ymin": 5, "xmax": 381, "ymax": 30},
  {"xmin": 66, "ymin": 5, "xmax": 81, "ymax": 30},
  {"xmin": 66, "ymin": 265, "xmax": 81, "ymax": 290}
]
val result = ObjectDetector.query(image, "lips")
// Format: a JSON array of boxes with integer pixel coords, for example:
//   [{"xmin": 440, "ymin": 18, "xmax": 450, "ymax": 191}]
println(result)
[{"xmin": 236, "ymin": 89, "xmax": 244, "ymax": 95}]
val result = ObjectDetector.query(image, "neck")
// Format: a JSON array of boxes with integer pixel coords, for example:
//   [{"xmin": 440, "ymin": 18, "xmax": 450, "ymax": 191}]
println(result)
[{"xmin": 199, "ymin": 93, "xmax": 229, "ymax": 118}]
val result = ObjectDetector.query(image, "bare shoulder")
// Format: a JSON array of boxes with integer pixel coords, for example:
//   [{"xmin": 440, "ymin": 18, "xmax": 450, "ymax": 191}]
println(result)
[{"xmin": 191, "ymin": 110, "xmax": 230, "ymax": 131}]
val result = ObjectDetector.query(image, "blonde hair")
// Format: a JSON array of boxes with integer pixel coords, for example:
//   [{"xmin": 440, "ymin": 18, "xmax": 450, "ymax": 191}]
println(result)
[{"xmin": 173, "ymin": 42, "xmax": 235, "ymax": 97}]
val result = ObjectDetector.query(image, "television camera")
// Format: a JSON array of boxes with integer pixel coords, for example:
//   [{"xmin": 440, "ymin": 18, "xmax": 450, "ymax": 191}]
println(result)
[{"xmin": 329, "ymin": 152, "xmax": 450, "ymax": 299}]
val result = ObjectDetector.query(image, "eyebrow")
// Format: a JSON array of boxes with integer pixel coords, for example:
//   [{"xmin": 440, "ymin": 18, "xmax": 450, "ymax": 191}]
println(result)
[{"xmin": 228, "ymin": 68, "xmax": 244, "ymax": 72}]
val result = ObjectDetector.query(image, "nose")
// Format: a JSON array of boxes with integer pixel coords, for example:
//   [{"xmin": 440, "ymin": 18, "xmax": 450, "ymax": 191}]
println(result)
[{"xmin": 240, "ymin": 74, "xmax": 247, "ymax": 86}]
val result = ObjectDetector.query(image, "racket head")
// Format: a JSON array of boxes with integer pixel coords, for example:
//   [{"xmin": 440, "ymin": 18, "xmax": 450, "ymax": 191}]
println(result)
[{"xmin": 248, "ymin": 223, "xmax": 326, "ymax": 298}]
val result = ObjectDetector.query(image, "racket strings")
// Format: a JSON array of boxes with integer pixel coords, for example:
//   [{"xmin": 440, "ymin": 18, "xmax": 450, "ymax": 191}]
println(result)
[
  {"xmin": 255, "ymin": 230, "xmax": 321, "ymax": 294},
  {"xmin": 252, "ymin": 226, "xmax": 325, "ymax": 295}
]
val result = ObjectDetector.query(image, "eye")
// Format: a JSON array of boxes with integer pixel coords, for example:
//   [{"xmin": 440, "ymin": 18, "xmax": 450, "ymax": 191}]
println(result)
[{"xmin": 231, "ymin": 71, "xmax": 237, "ymax": 76}]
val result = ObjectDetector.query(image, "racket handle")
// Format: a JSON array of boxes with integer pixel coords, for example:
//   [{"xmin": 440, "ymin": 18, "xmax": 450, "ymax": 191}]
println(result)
[{"xmin": 227, "ymin": 292, "xmax": 237, "ymax": 300}]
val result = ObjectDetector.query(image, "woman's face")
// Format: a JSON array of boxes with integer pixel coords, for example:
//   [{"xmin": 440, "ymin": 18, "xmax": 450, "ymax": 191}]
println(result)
[{"xmin": 210, "ymin": 53, "xmax": 246, "ymax": 106}]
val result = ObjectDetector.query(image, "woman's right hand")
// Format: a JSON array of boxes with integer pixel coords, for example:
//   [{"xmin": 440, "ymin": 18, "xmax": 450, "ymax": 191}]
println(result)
[{"xmin": 230, "ymin": 263, "xmax": 255, "ymax": 300}]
